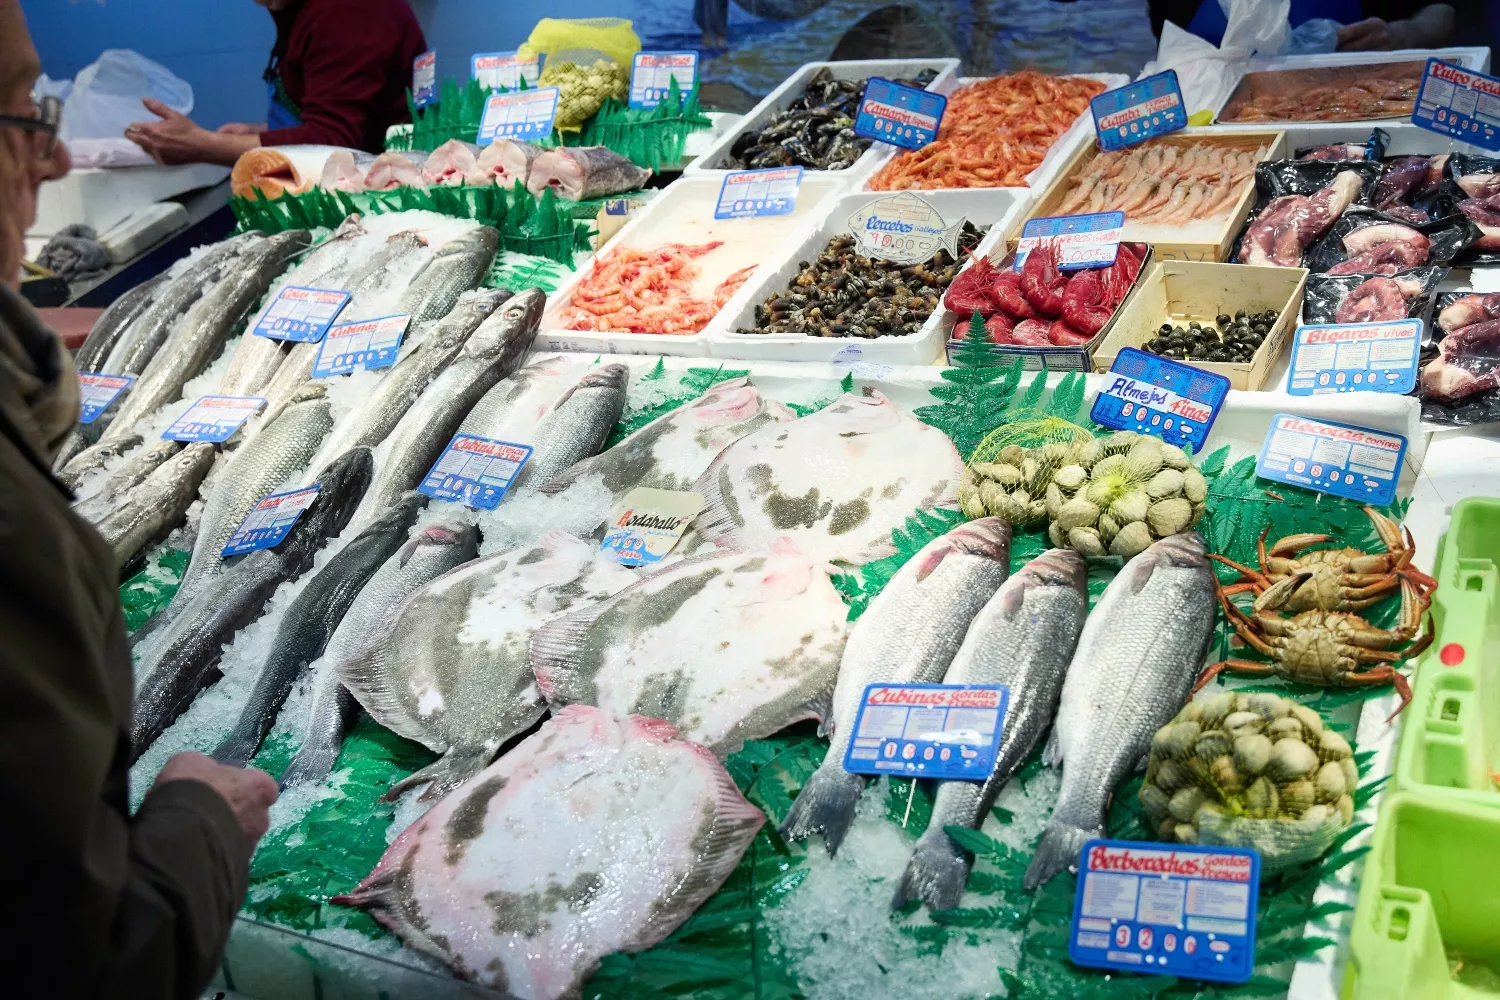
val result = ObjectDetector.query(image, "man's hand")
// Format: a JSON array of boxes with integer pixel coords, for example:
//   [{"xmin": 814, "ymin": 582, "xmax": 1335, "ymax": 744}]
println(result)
[
  {"xmin": 1337, "ymin": 17, "xmax": 1393, "ymax": 50},
  {"xmin": 217, "ymin": 122, "xmax": 267, "ymax": 136},
  {"xmin": 154, "ymin": 752, "xmax": 278, "ymax": 848},
  {"xmin": 124, "ymin": 98, "xmax": 219, "ymax": 164}
]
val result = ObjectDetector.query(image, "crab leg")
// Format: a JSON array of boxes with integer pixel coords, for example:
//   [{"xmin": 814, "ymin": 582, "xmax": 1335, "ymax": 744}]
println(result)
[
  {"xmin": 1209, "ymin": 553, "xmax": 1272, "ymax": 586},
  {"xmin": 1250, "ymin": 571, "xmax": 1316, "ymax": 614},
  {"xmin": 1268, "ymin": 532, "xmax": 1336, "ymax": 558},
  {"xmin": 1192, "ymin": 659, "xmax": 1277, "ymax": 695},
  {"xmin": 1338, "ymin": 665, "xmax": 1414, "ymax": 721},
  {"xmin": 1363, "ymin": 506, "xmax": 1405, "ymax": 554}
]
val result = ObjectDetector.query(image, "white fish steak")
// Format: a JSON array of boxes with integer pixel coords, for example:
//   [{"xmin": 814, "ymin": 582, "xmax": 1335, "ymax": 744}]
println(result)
[
  {"xmin": 780, "ymin": 517, "xmax": 1013, "ymax": 854},
  {"xmin": 693, "ymin": 389, "xmax": 965, "ymax": 565},
  {"xmin": 536, "ymin": 376, "xmax": 795, "ymax": 512},
  {"xmin": 526, "ymin": 146, "xmax": 652, "ymax": 201},
  {"xmin": 332, "ymin": 705, "xmax": 764, "ymax": 999},
  {"xmin": 279, "ymin": 519, "xmax": 481, "ymax": 789},
  {"xmin": 531, "ymin": 539, "xmax": 850, "ymax": 755},
  {"xmin": 893, "ymin": 548, "xmax": 1090, "ymax": 910},
  {"xmin": 1024, "ymin": 532, "xmax": 1217, "ymax": 890},
  {"xmin": 337, "ymin": 530, "xmax": 636, "ymax": 800},
  {"xmin": 93, "ymin": 442, "xmax": 217, "ymax": 577}
]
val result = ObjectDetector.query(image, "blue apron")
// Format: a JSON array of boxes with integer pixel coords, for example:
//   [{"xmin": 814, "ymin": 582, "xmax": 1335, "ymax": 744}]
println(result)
[
  {"xmin": 265, "ymin": 75, "xmax": 302, "ymax": 130},
  {"xmin": 1186, "ymin": 0, "xmax": 1364, "ymax": 46}
]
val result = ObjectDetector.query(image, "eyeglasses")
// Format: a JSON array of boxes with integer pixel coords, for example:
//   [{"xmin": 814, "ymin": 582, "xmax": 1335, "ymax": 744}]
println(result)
[{"xmin": 0, "ymin": 96, "xmax": 61, "ymax": 159}]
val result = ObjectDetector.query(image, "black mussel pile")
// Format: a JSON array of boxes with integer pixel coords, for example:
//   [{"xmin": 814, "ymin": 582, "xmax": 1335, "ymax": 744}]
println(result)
[
  {"xmin": 1142, "ymin": 309, "xmax": 1280, "ymax": 363},
  {"xmin": 741, "ymin": 224, "xmax": 984, "ymax": 339},
  {"xmin": 721, "ymin": 68, "xmax": 939, "ymax": 171}
]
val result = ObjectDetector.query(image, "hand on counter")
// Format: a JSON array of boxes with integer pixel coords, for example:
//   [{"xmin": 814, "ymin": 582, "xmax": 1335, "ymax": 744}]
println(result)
[
  {"xmin": 217, "ymin": 121, "xmax": 267, "ymax": 136},
  {"xmin": 125, "ymin": 98, "xmax": 261, "ymax": 167}
]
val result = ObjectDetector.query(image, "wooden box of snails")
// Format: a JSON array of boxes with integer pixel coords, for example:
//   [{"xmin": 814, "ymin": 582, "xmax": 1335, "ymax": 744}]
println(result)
[
  {"xmin": 1092, "ymin": 259, "xmax": 1307, "ymax": 391},
  {"xmin": 1012, "ymin": 129, "xmax": 1288, "ymax": 264}
]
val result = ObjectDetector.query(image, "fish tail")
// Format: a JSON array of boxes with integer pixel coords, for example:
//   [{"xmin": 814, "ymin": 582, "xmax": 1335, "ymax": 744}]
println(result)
[
  {"xmin": 778, "ymin": 763, "xmax": 864, "ymax": 855},
  {"xmin": 893, "ymin": 827, "xmax": 973, "ymax": 911},
  {"xmin": 381, "ymin": 745, "xmax": 495, "ymax": 803},
  {"xmin": 213, "ymin": 728, "xmax": 262, "ymax": 769},
  {"xmin": 278, "ymin": 738, "xmax": 340, "ymax": 789},
  {"xmin": 1023, "ymin": 819, "xmax": 1101, "ymax": 890}
]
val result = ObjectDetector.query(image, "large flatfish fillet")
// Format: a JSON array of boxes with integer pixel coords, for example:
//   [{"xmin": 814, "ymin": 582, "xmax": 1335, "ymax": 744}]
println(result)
[
  {"xmin": 333, "ymin": 705, "xmax": 763, "ymax": 998},
  {"xmin": 530, "ymin": 539, "xmax": 850, "ymax": 755},
  {"xmin": 336, "ymin": 530, "xmax": 636, "ymax": 799},
  {"xmin": 693, "ymin": 389, "xmax": 964, "ymax": 564}
]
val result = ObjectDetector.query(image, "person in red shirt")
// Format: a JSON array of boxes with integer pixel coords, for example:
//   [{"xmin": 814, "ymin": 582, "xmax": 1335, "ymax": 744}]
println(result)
[{"xmin": 125, "ymin": 0, "xmax": 426, "ymax": 165}]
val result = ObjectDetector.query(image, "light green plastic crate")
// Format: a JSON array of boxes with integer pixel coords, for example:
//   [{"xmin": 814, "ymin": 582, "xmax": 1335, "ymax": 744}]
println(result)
[
  {"xmin": 1345, "ymin": 791, "xmax": 1500, "ymax": 999},
  {"xmin": 1393, "ymin": 497, "xmax": 1500, "ymax": 806}
]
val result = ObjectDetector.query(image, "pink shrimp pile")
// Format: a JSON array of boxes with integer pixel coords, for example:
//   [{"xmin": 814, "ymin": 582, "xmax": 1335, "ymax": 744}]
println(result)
[{"xmin": 559, "ymin": 242, "xmax": 758, "ymax": 335}]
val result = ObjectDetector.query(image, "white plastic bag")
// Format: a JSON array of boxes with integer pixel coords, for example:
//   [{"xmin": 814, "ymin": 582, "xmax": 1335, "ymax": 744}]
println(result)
[
  {"xmin": 59, "ymin": 49, "xmax": 193, "ymax": 141},
  {"xmin": 1138, "ymin": 0, "xmax": 1290, "ymax": 118}
]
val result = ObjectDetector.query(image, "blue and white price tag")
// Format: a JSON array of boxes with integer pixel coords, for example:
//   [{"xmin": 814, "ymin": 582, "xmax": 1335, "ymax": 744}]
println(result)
[
  {"xmin": 1412, "ymin": 59, "xmax": 1500, "ymax": 152},
  {"xmin": 1014, "ymin": 212, "xmax": 1125, "ymax": 271},
  {"xmin": 1091, "ymin": 70, "xmax": 1187, "ymax": 152},
  {"xmin": 163, "ymin": 395, "xmax": 265, "ymax": 443},
  {"xmin": 77, "ymin": 372, "xmax": 133, "ymax": 424},
  {"xmin": 413, "ymin": 50, "xmax": 437, "ymax": 108},
  {"xmin": 418, "ymin": 434, "xmax": 533, "ymax": 510},
  {"xmin": 1287, "ymin": 319, "xmax": 1421, "ymax": 396},
  {"xmin": 313, "ymin": 314, "xmax": 410, "ymax": 378},
  {"xmin": 842, "ymin": 683, "xmax": 1009, "ymax": 781},
  {"xmin": 1092, "ymin": 347, "xmax": 1229, "ymax": 449},
  {"xmin": 854, "ymin": 78, "xmax": 947, "ymax": 151},
  {"xmin": 1070, "ymin": 840, "xmax": 1259, "ymax": 984},
  {"xmin": 714, "ymin": 166, "xmax": 803, "ymax": 220},
  {"xmin": 220, "ymin": 485, "xmax": 321, "ymax": 557},
  {"xmin": 471, "ymin": 51, "xmax": 541, "ymax": 91},
  {"xmin": 252, "ymin": 286, "xmax": 350, "ymax": 343},
  {"xmin": 630, "ymin": 51, "xmax": 697, "ymax": 108},
  {"xmin": 477, "ymin": 87, "xmax": 559, "ymax": 145},
  {"xmin": 1256, "ymin": 413, "xmax": 1406, "ymax": 506}
]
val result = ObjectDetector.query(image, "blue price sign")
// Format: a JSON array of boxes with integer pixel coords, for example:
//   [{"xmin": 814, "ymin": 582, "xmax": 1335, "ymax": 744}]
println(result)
[
  {"xmin": 1014, "ymin": 211, "xmax": 1125, "ymax": 271},
  {"xmin": 221, "ymin": 485, "xmax": 321, "ymax": 557},
  {"xmin": 1091, "ymin": 70, "xmax": 1187, "ymax": 152},
  {"xmin": 252, "ymin": 286, "xmax": 350, "ymax": 343},
  {"xmin": 162, "ymin": 395, "xmax": 265, "ymax": 443},
  {"xmin": 853, "ymin": 78, "xmax": 947, "ymax": 151},
  {"xmin": 77, "ymin": 372, "xmax": 133, "ymax": 424},
  {"xmin": 418, "ymin": 434, "xmax": 533, "ymax": 510},
  {"xmin": 477, "ymin": 87, "xmax": 559, "ymax": 145},
  {"xmin": 413, "ymin": 50, "xmax": 436, "ymax": 108},
  {"xmin": 1070, "ymin": 840, "xmax": 1259, "ymax": 984},
  {"xmin": 630, "ymin": 51, "xmax": 697, "ymax": 108},
  {"xmin": 313, "ymin": 314, "xmax": 410, "ymax": 378},
  {"xmin": 1287, "ymin": 319, "xmax": 1420, "ymax": 396},
  {"xmin": 842, "ymin": 683, "xmax": 1009, "ymax": 781},
  {"xmin": 1256, "ymin": 413, "xmax": 1406, "ymax": 506},
  {"xmin": 471, "ymin": 51, "xmax": 540, "ymax": 91},
  {"xmin": 1091, "ymin": 347, "xmax": 1230, "ymax": 449},
  {"xmin": 714, "ymin": 166, "xmax": 803, "ymax": 219},
  {"xmin": 1411, "ymin": 59, "xmax": 1500, "ymax": 152}
]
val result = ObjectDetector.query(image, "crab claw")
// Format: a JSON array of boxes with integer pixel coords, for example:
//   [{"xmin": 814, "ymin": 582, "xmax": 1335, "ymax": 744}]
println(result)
[{"xmin": 1251, "ymin": 571, "xmax": 1316, "ymax": 613}]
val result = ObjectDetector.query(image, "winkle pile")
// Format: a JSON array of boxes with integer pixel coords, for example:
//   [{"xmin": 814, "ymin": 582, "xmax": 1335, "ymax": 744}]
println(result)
[{"xmin": 1142, "ymin": 309, "xmax": 1280, "ymax": 363}]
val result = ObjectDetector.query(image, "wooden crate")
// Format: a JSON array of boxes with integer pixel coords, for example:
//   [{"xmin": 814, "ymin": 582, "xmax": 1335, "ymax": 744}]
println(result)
[
  {"xmin": 1091, "ymin": 259, "xmax": 1308, "ymax": 391},
  {"xmin": 1011, "ymin": 129, "xmax": 1288, "ymax": 264}
]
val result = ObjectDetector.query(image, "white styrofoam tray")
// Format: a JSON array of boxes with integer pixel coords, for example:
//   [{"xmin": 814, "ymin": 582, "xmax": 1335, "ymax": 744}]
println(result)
[
  {"xmin": 534, "ymin": 173, "xmax": 849, "ymax": 358},
  {"xmin": 856, "ymin": 73, "xmax": 1130, "ymax": 205},
  {"xmin": 683, "ymin": 58, "xmax": 962, "ymax": 183},
  {"xmin": 28, "ymin": 162, "xmax": 229, "ymax": 240},
  {"xmin": 708, "ymin": 188, "xmax": 1034, "ymax": 366}
]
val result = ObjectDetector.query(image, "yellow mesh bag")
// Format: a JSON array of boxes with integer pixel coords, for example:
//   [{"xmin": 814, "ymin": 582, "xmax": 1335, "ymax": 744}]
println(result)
[{"xmin": 520, "ymin": 18, "xmax": 639, "ymax": 129}]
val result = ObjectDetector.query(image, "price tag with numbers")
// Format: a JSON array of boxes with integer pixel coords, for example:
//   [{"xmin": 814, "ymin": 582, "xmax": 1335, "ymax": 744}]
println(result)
[
  {"xmin": 413, "ymin": 50, "xmax": 437, "ymax": 108},
  {"xmin": 714, "ymin": 167, "xmax": 803, "ymax": 219},
  {"xmin": 419, "ymin": 434, "xmax": 533, "ymax": 510},
  {"xmin": 251, "ymin": 286, "xmax": 350, "ymax": 343},
  {"xmin": 471, "ymin": 51, "xmax": 540, "ymax": 91},
  {"xmin": 853, "ymin": 78, "xmax": 946, "ymax": 151},
  {"xmin": 477, "ymin": 88, "xmax": 559, "ymax": 144},
  {"xmin": 1412, "ymin": 59, "xmax": 1500, "ymax": 151},
  {"xmin": 1014, "ymin": 212, "xmax": 1124, "ymax": 271},
  {"xmin": 630, "ymin": 52, "xmax": 697, "ymax": 108},
  {"xmin": 77, "ymin": 372, "xmax": 133, "ymax": 424},
  {"xmin": 1091, "ymin": 69, "xmax": 1187, "ymax": 151},
  {"xmin": 163, "ymin": 395, "xmax": 265, "ymax": 443},
  {"xmin": 221, "ymin": 485, "xmax": 321, "ymax": 556},
  {"xmin": 1256, "ymin": 413, "xmax": 1406, "ymax": 506}
]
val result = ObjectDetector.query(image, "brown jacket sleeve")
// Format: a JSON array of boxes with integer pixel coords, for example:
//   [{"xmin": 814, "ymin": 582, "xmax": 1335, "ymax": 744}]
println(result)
[{"xmin": 1, "ymin": 363, "xmax": 250, "ymax": 997}]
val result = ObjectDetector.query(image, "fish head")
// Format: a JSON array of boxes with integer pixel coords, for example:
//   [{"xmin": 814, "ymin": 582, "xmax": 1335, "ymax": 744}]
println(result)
[
  {"xmin": 439, "ymin": 225, "xmax": 499, "ymax": 259},
  {"xmin": 687, "ymin": 378, "xmax": 764, "ymax": 427},
  {"xmin": 1018, "ymin": 547, "xmax": 1089, "ymax": 594},
  {"xmin": 465, "ymin": 287, "xmax": 547, "ymax": 358},
  {"xmin": 400, "ymin": 518, "xmax": 481, "ymax": 567},
  {"xmin": 911, "ymin": 517, "xmax": 1012, "ymax": 582},
  {"xmin": 1122, "ymin": 532, "xmax": 1209, "ymax": 594},
  {"xmin": 815, "ymin": 389, "xmax": 902, "ymax": 436},
  {"xmin": 558, "ymin": 363, "xmax": 630, "ymax": 402}
]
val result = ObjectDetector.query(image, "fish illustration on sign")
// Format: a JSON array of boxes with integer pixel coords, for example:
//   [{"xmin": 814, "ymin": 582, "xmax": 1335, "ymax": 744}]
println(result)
[{"xmin": 847, "ymin": 192, "xmax": 967, "ymax": 266}]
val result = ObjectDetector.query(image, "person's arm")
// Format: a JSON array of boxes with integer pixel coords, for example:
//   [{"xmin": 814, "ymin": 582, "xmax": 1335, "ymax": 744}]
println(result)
[
  {"xmin": 1338, "ymin": 4, "xmax": 1455, "ymax": 49},
  {"xmin": 124, "ymin": 98, "xmax": 261, "ymax": 166},
  {"xmin": 258, "ymin": 9, "xmax": 403, "ymax": 149}
]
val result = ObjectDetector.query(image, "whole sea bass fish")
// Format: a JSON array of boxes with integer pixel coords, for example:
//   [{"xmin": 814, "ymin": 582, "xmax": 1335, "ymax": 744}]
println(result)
[
  {"xmin": 212, "ymin": 493, "xmax": 428, "ymax": 767},
  {"xmin": 780, "ymin": 517, "xmax": 1013, "ymax": 854},
  {"xmin": 503, "ymin": 363, "xmax": 631, "ymax": 498},
  {"xmin": 390, "ymin": 226, "xmax": 499, "ymax": 324},
  {"xmin": 73, "ymin": 271, "xmax": 168, "ymax": 373},
  {"xmin": 129, "ymin": 447, "xmax": 374, "ymax": 763},
  {"xmin": 279, "ymin": 519, "xmax": 480, "ymax": 788},
  {"xmin": 73, "ymin": 440, "xmax": 184, "ymax": 524},
  {"xmin": 349, "ymin": 287, "xmax": 546, "ymax": 524},
  {"xmin": 893, "ymin": 549, "xmax": 1090, "ymax": 911},
  {"xmin": 55, "ymin": 434, "xmax": 142, "ymax": 492},
  {"xmin": 454, "ymin": 353, "xmax": 585, "ymax": 441},
  {"xmin": 93, "ymin": 442, "xmax": 217, "ymax": 576},
  {"xmin": 1023, "ymin": 532, "xmax": 1216, "ymax": 890}
]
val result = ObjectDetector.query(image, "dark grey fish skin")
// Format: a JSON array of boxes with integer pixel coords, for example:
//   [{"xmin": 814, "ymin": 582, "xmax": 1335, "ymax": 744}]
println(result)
[
  {"xmin": 212, "ymin": 492, "xmax": 427, "ymax": 767},
  {"xmin": 391, "ymin": 226, "xmax": 500, "ymax": 325},
  {"xmin": 350, "ymin": 287, "xmax": 545, "ymax": 524},
  {"xmin": 75, "ymin": 272, "xmax": 169, "ymax": 373},
  {"xmin": 73, "ymin": 440, "xmax": 186, "ymax": 523},
  {"xmin": 54, "ymin": 434, "xmax": 143, "ymax": 492},
  {"xmin": 129, "ymin": 447, "xmax": 374, "ymax": 764},
  {"xmin": 278, "ymin": 518, "xmax": 480, "ymax": 789},
  {"xmin": 506, "ymin": 364, "xmax": 630, "ymax": 497},
  {"xmin": 892, "ymin": 549, "xmax": 1090, "ymax": 911},
  {"xmin": 780, "ymin": 517, "xmax": 1014, "ymax": 855},
  {"xmin": 1023, "ymin": 533, "xmax": 1217, "ymax": 891},
  {"xmin": 95, "ymin": 443, "xmax": 217, "ymax": 577}
]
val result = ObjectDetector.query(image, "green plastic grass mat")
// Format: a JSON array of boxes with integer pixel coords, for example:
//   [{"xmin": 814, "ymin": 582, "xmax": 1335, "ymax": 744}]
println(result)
[
  {"xmin": 232, "ymin": 181, "xmax": 592, "ymax": 264},
  {"xmin": 121, "ymin": 548, "xmax": 188, "ymax": 633},
  {"xmin": 118, "ymin": 352, "xmax": 1406, "ymax": 997}
]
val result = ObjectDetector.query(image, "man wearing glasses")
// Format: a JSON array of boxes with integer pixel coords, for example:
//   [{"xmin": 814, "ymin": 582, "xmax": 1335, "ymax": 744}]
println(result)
[{"xmin": 1, "ymin": 3, "xmax": 279, "ymax": 995}]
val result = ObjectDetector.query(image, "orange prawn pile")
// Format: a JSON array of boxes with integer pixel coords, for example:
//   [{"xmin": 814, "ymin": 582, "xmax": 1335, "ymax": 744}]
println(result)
[
  {"xmin": 869, "ymin": 71, "xmax": 1106, "ymax": 191},
  {"xmin": 559, "ymin": 242, "xmax": 758, "ymax": 335}
]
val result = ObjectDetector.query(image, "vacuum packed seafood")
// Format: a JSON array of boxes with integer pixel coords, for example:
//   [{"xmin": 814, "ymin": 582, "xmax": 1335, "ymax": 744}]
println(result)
[{"xmin": 1219, "ymin": 62, "xmax": 1425, "ymax": 124}]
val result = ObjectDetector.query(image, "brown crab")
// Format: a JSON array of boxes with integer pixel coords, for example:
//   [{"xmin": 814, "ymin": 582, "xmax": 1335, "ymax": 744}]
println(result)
[
  {"xmin": 1193, "ymin": 570, "xmax": 1434, "ymax": 720},
  {"xmin": 1209, "ymin": 506, "xmax": 1437, "ymax": 614}
]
